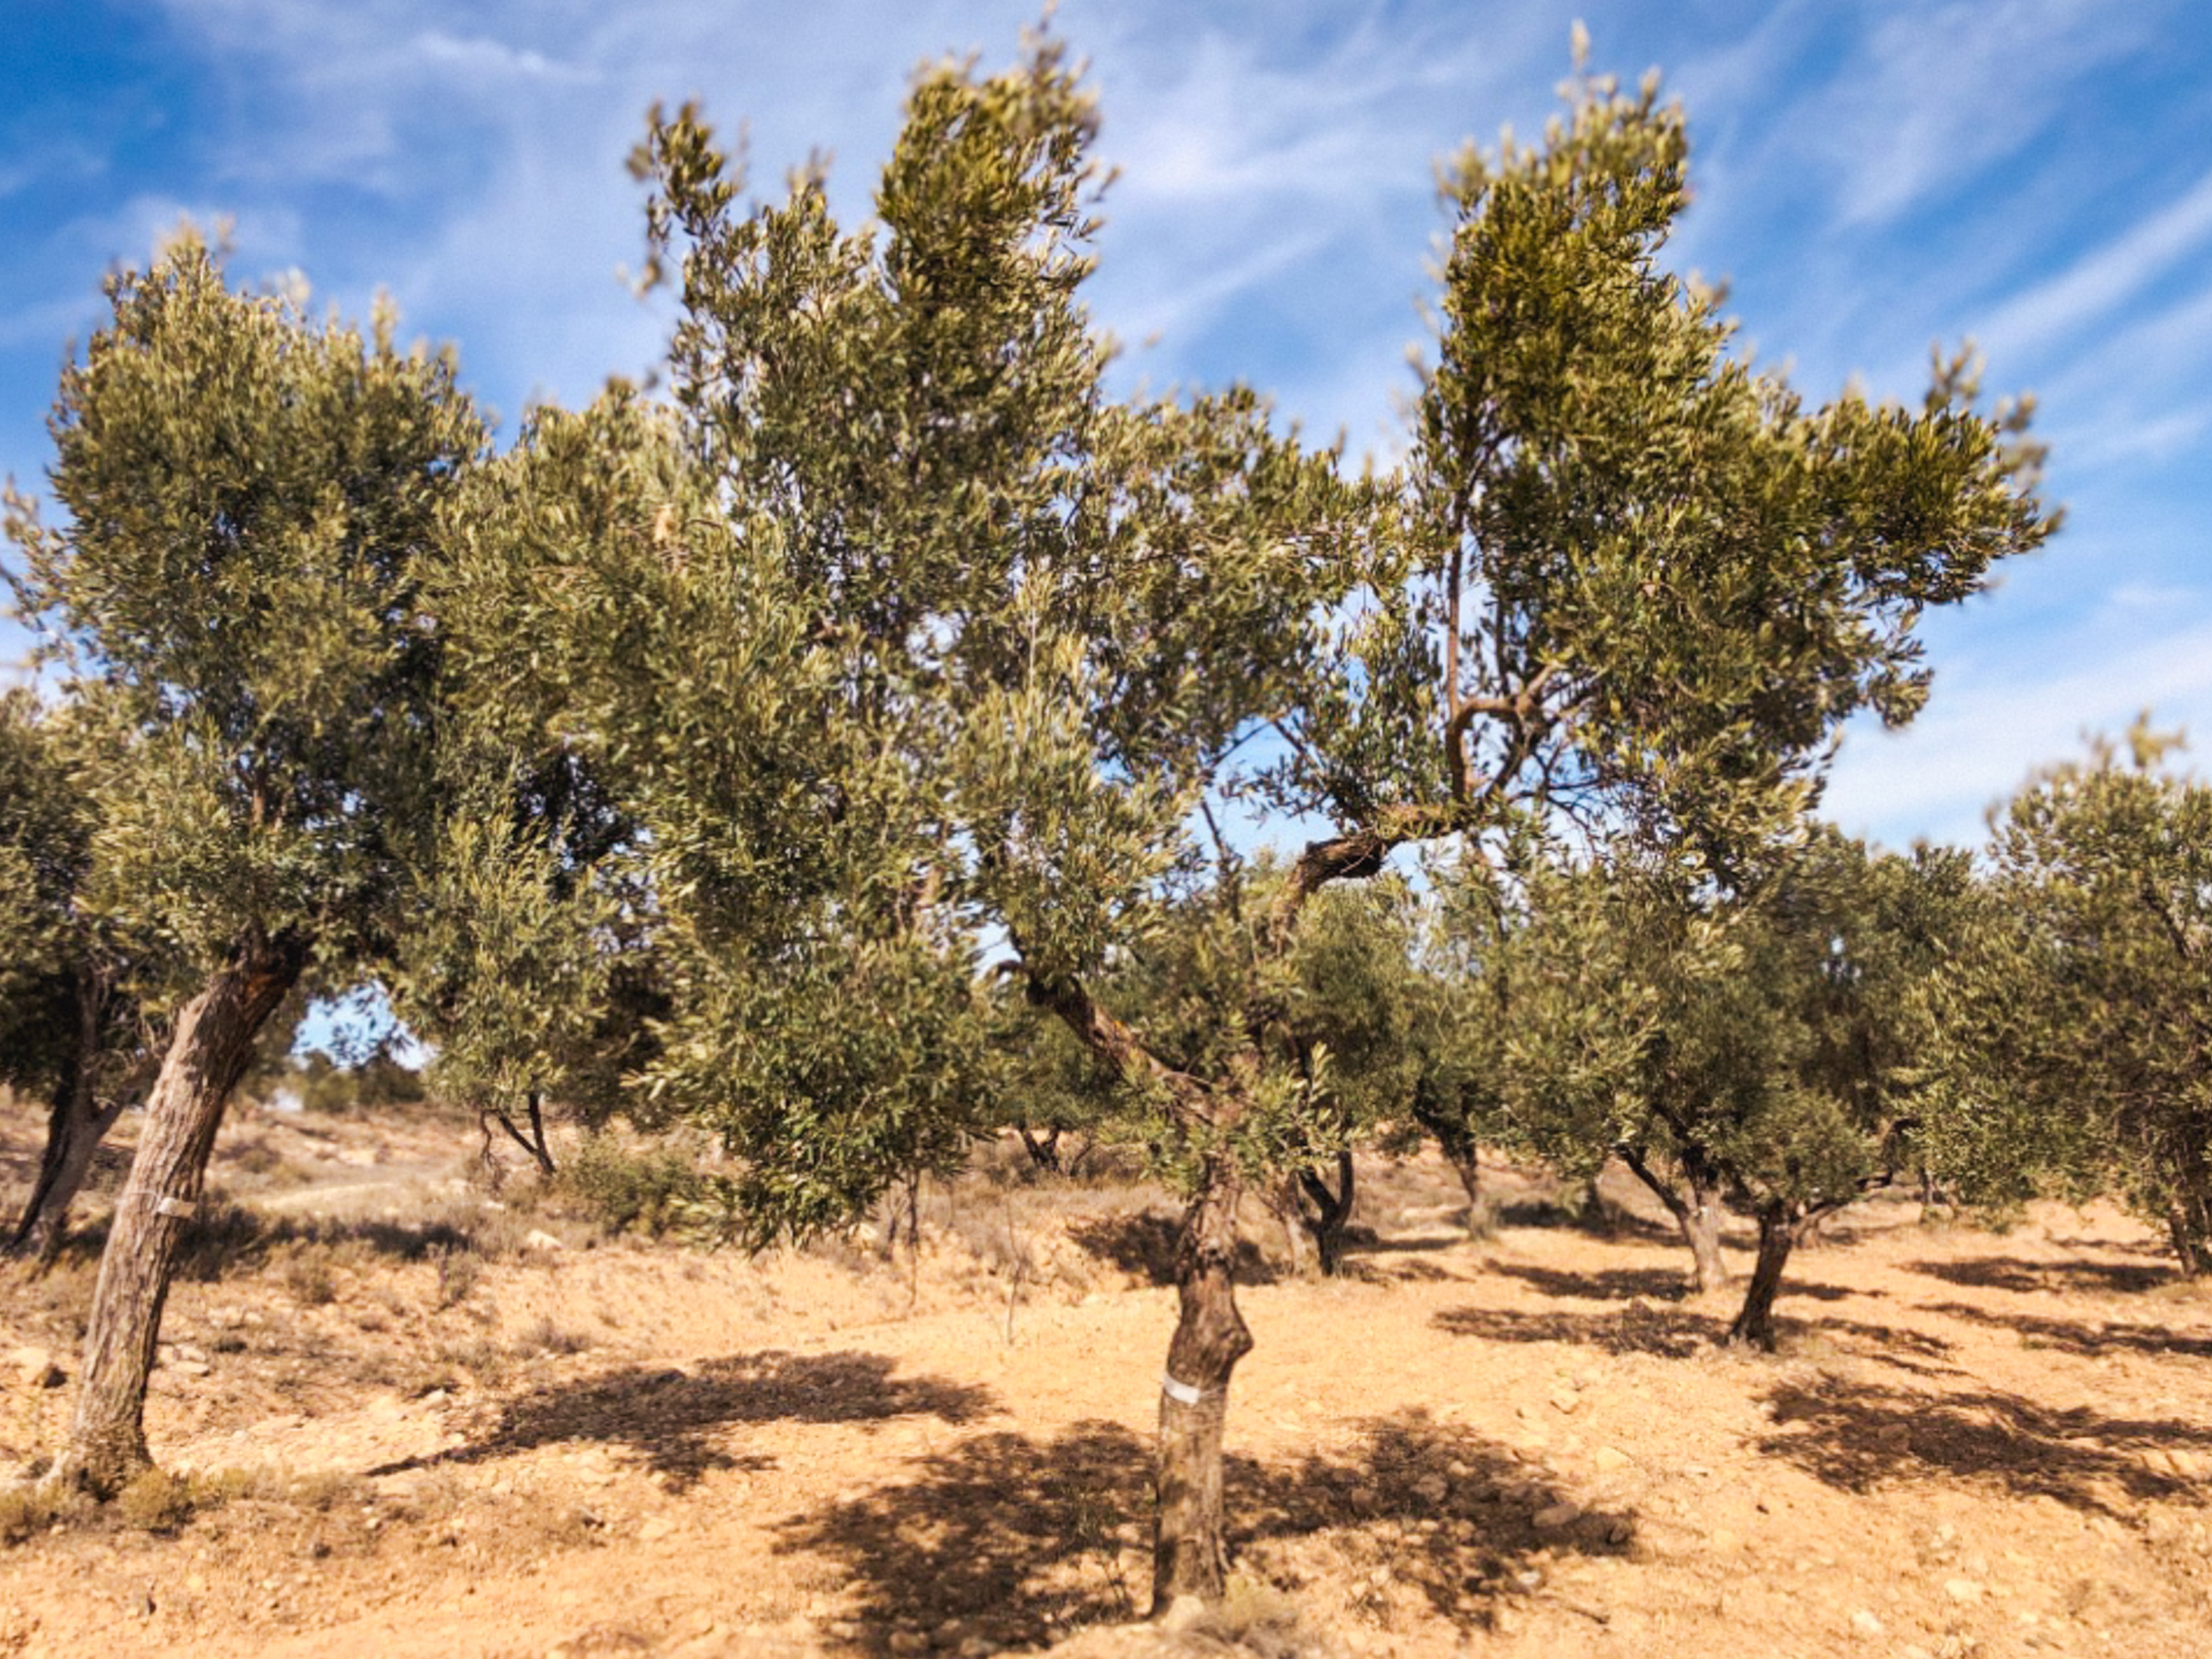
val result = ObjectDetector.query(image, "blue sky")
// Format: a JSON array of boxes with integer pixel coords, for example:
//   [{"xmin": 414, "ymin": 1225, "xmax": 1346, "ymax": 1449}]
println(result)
[{"xmin": 4, "ymin": 0, "xmax": 2210, "ymax": 853}]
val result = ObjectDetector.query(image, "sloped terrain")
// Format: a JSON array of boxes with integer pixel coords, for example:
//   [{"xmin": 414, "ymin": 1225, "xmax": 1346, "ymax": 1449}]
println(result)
[{"xmin": 3, "ymin": 1096, "xmax": 2209, "ymax": 1659}]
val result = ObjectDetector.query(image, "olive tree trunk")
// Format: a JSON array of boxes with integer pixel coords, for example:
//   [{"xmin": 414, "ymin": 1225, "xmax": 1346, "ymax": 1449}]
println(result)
[
  {"xmin": 8, "ymin": 970, "xmax": 130, "ymax": 1268},
  {"xmin": 49, "ymin": 938, "xmax": 302, "ymax": 1496},
  {"xmin": 1153, "ymin": 1154, "xmax": 1253, "ymax": 1613},
  {"xmin": 1618, "ymin": 1145, "xmax": 1731, "ymax": 1294},
  {"xmin": 1295, "ymin": 1150, "xmax": 1355, "ymax": 1275},
  {"xmin": 1726, "ymin": 1205, "xmax": 1800, "ymax": 1351}
]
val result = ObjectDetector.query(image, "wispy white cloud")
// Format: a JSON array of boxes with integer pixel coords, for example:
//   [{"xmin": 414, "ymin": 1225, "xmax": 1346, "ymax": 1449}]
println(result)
[
  {"xmin": 1803, "ymin": 0, "xmax": 2161, "ymax": 227},
  {"xmin": 1977, "ymin": 166, "xmax": 2212, "ymax": 366},
  {"xmin": 1825, "ymin": 611, "xmax": 2212, "ymax": 849}
]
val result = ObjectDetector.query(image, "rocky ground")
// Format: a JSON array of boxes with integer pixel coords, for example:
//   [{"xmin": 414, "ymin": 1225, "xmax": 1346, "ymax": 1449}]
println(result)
[{"xmin": 2, "ymin": 1093, "xmax": 2209, "ymax": 1659}]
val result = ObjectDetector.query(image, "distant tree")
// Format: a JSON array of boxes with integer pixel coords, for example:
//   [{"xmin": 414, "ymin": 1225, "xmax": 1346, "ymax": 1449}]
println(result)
[
  {"xmin": 1600, "ymin": 831, "xmax": 1970, "ymax": 1346},
  {"xmin": 0, "ymin": 691, "xmax": 167, "ymax": 1265},
  {"xmin": 1925, "ymin": 727, "xmax": 2212, "ymax": 1273},
  {"xmin": 6, "ymin": 236, "xmax": 485, "ymax": 1494}
]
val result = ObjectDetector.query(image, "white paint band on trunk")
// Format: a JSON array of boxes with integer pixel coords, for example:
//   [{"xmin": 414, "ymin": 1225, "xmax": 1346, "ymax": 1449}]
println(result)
[
  {"xmin": 1161, "ymin": 1374, "xmax": 1204, "ymax": 1406},
  {"xmin": 153, "ymin": 1196, "xmax": 197, "ymax": 1219}
]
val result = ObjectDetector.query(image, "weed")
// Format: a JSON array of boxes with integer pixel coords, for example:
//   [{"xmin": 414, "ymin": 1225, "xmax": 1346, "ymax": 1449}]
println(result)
[
  {"xmin": 430, "ymin": 1243, "xmax": 483, "ymax": 1309},
  {"xmin": 0, "ymin": 1480, "xmax": 93, "ymax": 1546},
  {"xmin": 280, "ymin": 1244, "xmax": 339, "ymax": 1306},
  {"xmin": 558, "ymin": 1137, "xmax": 706, "ymax": 1237},
  {"xmin": 516, "ymin": 1315, "xmax": 591, "ymax": 1357}
]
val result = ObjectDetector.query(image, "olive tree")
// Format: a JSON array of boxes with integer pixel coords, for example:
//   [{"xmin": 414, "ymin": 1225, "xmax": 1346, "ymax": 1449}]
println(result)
[
  {"xmin": 6, "ymin": 237, "xmax": 485, "ymax": 1493},
  {"xmin": 1926, "ymin": 728, "xmax": 2212, "ymax": 1272},
  {"xmin": 0, "ymin": 690, "xmax": 171, "ymax": 1264},
  {"xmin": 468, "ymin": 30, "xmax": 2052, "ymax": 1608}
]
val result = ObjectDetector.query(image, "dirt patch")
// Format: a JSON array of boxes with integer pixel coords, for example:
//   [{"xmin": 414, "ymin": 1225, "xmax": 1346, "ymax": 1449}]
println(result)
[{"xmin": 4, "ymin": 1099, "xmax": 2211, "ymax": 1658}]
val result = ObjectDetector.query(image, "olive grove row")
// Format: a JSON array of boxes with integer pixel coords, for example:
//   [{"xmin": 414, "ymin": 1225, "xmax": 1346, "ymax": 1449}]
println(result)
[{"xmin": 7, "ymin": 28, "xmax": 2195, "ymax": 1619}]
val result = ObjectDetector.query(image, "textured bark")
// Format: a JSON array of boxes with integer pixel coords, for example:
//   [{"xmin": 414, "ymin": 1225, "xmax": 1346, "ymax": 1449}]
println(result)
[
  {"xmin": 2167, "ymin": 1194, "xmax": 2212, "ymax": 1278},
  {"xmin": 50, "ymin": 936, "xmax": 303, "ymax": 1496},
  {"xmin": 8, "ymin": 970, "xmax": 129, "ymax": 1268},
  {"xmin": 1272, "ymin": 1174, "xmax": 1313, "ymax": 1279},
  {"xmin": 1727, "ymin": 1207, "xmax": 1799, "ymax": 1351},
  {"xmin": 1619, "ymin": 1145, "xmax": 1731, "ymax": 1294},
  {"xmin": 1294, "ymin": 1150, "xmax": 1356, "ymax": 1275},
  {"xmin": 1153, "ymin": 1156, "xmax": 1253, "ymax": 1613}
]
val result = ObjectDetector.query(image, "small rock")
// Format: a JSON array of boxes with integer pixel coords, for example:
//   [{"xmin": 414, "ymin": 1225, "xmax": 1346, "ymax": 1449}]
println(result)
[
  {"xmin": 1413, "ymin": 1475, "xmax": 1449, "ymax": 1506},
  {"xmin": 1943, "ymin": 1578, "xmax": 1985, "ymax": 1605},
  {"xmin": 957, "ymin": 1641, "xmax": 997, "ymax": 1659},
  {"xmin": 640, "ymin": 1515, "xmax": 678, "ymax": 1543},
  {"xmin": 175, "ymin": 1343, "xmax": 208, "ymax": 1363},
  {"xmin": 1159, "ymin": 1595, "xmax": 1209, "ymax": 1633},
  {"xmin": 888, "ymin": 1631, "xmax": 930, "ymax": 1655},
  {"xmin": 8, "ymin": 1346, "xmax": 64, "ymax": 1389},
  {"xmin": 172, "ymin": 1360, "xmax": 212, "ymax": 1379},
  {"xmin": 1708, "ymin": 1528, "xmax": 1743, "ymax": 1553},
  {"xmin": 1592, "ymin": 1445, "xmax": 1633, "ymax": 1474},
  {"xmin": 1533, "ymin": 1501, "xmax": 1583, "ymax": 1532},
  {"xmin": 1549, "ymin": 1391, "xmax": 1580, "ymax": 1415},
  {"xmin": 1850, "ymin": 1609, "xmax": 1884, "ymax": 1637},
  {"xmin": 524, "ymin": 1229, "xmax": 567, "ymax": 1252}
]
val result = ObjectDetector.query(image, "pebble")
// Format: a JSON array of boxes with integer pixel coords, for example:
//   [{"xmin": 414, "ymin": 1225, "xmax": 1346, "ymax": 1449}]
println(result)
[
  {"xmin": 7, "ymin": 1346, "xmax": 64, "ymax": 1389},
  {"xmin": 1592, "ymin": 1445, "xmax": 1633, "ymax": 1473},
  {"xmin": 1943, "ymin": 1578, "xmax": 1985, "ymax": 1604},
  {"xmin": 1849, "ymin": 1609, "xmax": 1884, "ymax": 1637},
  {"xmin": 1534, "ymin": 1501, "xmax": 1583, "ymax": 1532}
]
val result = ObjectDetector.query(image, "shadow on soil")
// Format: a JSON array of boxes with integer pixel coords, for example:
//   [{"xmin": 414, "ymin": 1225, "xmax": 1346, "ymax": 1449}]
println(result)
[
  {"xmin": 1754, "ymin": 1378, "xmax": 2212, "ymax": 1515},
  {"xmin": 1908, "ymin": 1256, "xmax": 2180, "ymax": 1295},
  {"xmin": 1434, "ymin": 1302, "xmax": 1721, "ymax": 1358},
  {"xmin": 1491, "ymin": 1263, "xmax": 1700, "ymax": 1303},
  {"xmin": 370, "ymin": 1351, "xmax": 996, "ymax": 1490},
  {"xmin": 1064, "ymin": 1209, "xmax": 1281, "ymax": 1287},
  {"xmin": 1916, "ymin": 1300, "xmax": 2212, "ymax": 1360},
  {"xmin": 777, "ymin": 1408, "xmax": 1636, "ymax": 1648}
]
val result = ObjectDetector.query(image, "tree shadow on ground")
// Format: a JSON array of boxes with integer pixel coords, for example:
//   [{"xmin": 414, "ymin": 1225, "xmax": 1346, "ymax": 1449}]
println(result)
[
  {"xmin": 1753, "ymin": 1377, "xmax": 2212, "ymax": 1515},
  {"xmin": 1917, "ymin": 1300, "xmax": 2212, "ymax": 1360},
  {"xmin": 369, "ymin": 1351, "xmax": 996, "ymax": 1490},
  {"xmin": 1812, "ymin": 1317, "xmax": 1960, "ymax": 1375},
  {"xmin": 1492, "ymin": 1263, "xmax": 1699, "ymax": 1303},
  {"xmin": 775, "ymin": 1408, "xmax": 1636, "ymax": 1650},
  {"xmin": 1434, "ymin": 1302, "xmax": 1721, "ymax": 1358},
  {"xmin": 1491, "ymin": 1200, "xmax": 1677, "ymax": 1246},
  {"xmin": 1064, "ymin": 1209, "xmax": 1280, "ymax": 1287},
  {"xmin": 43, "ymin": 1201, "xmax": 482, "ymax": 1280},
  {"xmin": 1910, "ymin": 1256, "xmax": 2179, "ymax": 1295}
]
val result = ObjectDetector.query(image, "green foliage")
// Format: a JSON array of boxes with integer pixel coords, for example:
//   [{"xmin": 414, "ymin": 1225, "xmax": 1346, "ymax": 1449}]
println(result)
[
  {"xmin": 558, "ymin": 1135, "xmax": 708, "ymax": 1238},
  {"xmin": 1925, "ymin": 726, "xmax": 2212, "ymax": 1268},
  {"xmin": 7, "ymin": 233, "xmax": 487, "ymax": 991},
  {"xmin": 1502, "ymin": 828, "xmax": 1972, "ymax": 1224},
  {"xmin": 1262, "ymin": 64, "xmax": 2055, "ymax": 870}
]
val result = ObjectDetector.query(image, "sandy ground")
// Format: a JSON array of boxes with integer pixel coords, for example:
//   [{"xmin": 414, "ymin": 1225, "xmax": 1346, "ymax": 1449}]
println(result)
[{"xmin": 2, "ymin": 1095, "xmax": 2210, "ymax": 1659}]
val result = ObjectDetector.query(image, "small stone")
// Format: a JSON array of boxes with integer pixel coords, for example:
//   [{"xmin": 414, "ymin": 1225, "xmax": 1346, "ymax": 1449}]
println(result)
[
  {"xmin": 888, "ymin": 1631, "xmax": 930, "ymax": 1656},
  {"xmin": 1413, "ymin": 1474, "xmax": 1449, "ymax": 1506},
  {"xmin": 957, "ymin": 1641, "xmax": 997, "ymax": 1659},
  {"xmin": 1159, "ymin": 1595, "xmax": 1208, "ymax": 1633},
  {"xmin": 1533, "ymin": 1501, "xmax": 1583, "ymax": 1532},
  {"xmin": 1592, "ymin": 1445, "xmax": 1633, "ymax": 1473},
  {"xmin": 1850, "ymin": 1609, "xmax": 1884, "ymax": 1637},
  {"xmin": 931, "ymin": 1617, "xmax": 966, "ymax": 1649},
  {"xmin": 8, "ymin": 1346, "xmax": 64, "ymax": 1389},
  {"xmin": 1708, "ymin": 1528, "xmax": 1743, "ymax": 1553},
  {"xmin": 524, "ymin": 1228, "xmax": 566, "ymax": 1252},
  {"xmin": 172, "ymin": 1360, "xmax": 212, "ymax": 1379},
  {"xmin": 1943, "ymin": 1578, "xmax": 1985, "ymax": 1605},
  {"xmin": 1549, "ymin": 1391, "xmax": 1580, "ymax": 1415},
  {"xmin": 640, "ymin": 1515, "xmax": 678, "ymax": 1543}
]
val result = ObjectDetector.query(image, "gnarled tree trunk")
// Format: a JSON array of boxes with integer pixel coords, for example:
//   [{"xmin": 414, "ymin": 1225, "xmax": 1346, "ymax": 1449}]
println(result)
[
  {"xmin": 8, "ymin": 969, "xmax": 130, "ymax": 1269},
  {"xmin": 1727, "ymin": 1204, "xmax": 1799, "ymax": 1351},
  {"xmin": 49, "ymin": 936, "xmax": 303, "ymax": 1496},
  {"xmin": 1620, "ymin": 1144, "xmax": 1731, "ymax": 1294},
  {"xmin": 482, "ymin": 1090, "xmax": 557, "ymax": 1178},
  {"xmin": 1294, "ymin": 1150, "xmax": 1355, "ymax": 1275},
  {"xmin": 1153, "ymin": 1153, "xmax": 1253, "ymax": 1612}
]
